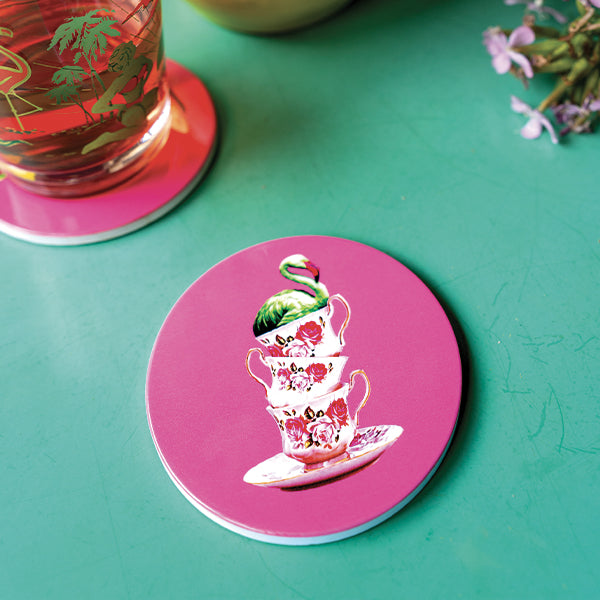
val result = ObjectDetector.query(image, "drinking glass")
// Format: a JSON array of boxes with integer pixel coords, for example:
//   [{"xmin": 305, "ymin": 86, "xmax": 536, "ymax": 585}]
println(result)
[{"xmin": 0, "ymin": 0, "xmax": 171, "ymax": 197}]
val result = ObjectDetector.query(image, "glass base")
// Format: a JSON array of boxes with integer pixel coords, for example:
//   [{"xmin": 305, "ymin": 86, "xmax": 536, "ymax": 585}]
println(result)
[
  {"xmin": 1, "ymin": 96, "xmax": 173, "ymax": 199},
  {"xmin": 0, "ymin": 60, "xmax": 218, "ymax": 246}
]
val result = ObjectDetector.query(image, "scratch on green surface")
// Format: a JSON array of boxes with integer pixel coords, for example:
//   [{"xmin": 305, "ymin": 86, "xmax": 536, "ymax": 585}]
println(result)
[
  {"xmin": 254, "ymin": 550, "xmax": 311, "ymax": 600},
  {"xmin": 518, "ymin": 334, "xmax": 564, "ymax": 349},
  {"xmin": 530, "ymin": 355, "xmax": 549, "ymax": 365},
  {"xmin": 528, "ymin": 399, "xmax": 548, "ymax": 440},
  {"xmin": 492, "ymin": 282, "xmax": 508, "ymax": 306},
  {"xmin": 484, "ymin": 314, "xmax": 499, "ymax": 334},
  {"xmin": 562, "ymin": 445, "xmax": 600, "ymax": 455},
  {"xmin": 574, "ymin": 336, "xmax": 597, "ymax": 352},
  {"xmin": 549, "ymin": 384, "xmax": 566, "ymax": 453},
  {"xmin": 518, "ymin": 244, "xmax": 535, "ymax": 303}
]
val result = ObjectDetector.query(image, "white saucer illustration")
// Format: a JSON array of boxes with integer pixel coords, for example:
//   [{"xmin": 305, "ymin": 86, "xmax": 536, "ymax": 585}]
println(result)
[{"xmin": 244, "ymin": 425, "xmax": 403, "ymax": 489}]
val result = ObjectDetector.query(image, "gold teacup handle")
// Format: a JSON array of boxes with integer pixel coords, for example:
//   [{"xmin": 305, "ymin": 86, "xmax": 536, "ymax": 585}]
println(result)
[
  {"xmin": 245, "ymin": 347, "xmax": 269, "ymax": 394},
  {"xmin": 348, "ymin": 369, "xmax": 371, "ymax": 427},
  {"xmin": 327, "ymin": 293, "xmax": 351, "ymax": 347}
]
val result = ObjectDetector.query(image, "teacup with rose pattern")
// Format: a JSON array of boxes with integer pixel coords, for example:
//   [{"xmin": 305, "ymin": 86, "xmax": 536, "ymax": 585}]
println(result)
[
  {"xmin": 255, "ymin": 293, "xmax": 350, "ymax": 358},
  {"xmin": 246, "ymin": 348, "xmax": 348, "ymax": 407},
  {"xmin": 266, "ymin": 370, "xmax": 370, "ymax": 465}
]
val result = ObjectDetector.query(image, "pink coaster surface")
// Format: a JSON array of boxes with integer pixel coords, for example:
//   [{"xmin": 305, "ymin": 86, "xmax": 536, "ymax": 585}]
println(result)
[
  {"xmin": 0, "ymin": 60, "xmax": 217, "ymax": 245},
  {"xmin": 146, "ymin": 236, "xmax": 462, "ymax": 544}
]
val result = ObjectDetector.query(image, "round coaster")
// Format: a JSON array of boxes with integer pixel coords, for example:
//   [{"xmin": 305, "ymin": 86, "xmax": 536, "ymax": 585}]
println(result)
[
  {"xmin": 146, "ymin": 236, "xmax": 462, "ymax": 544},
  {"xmin": 0, "ymin": 60, "xmax": 217, "ymax": 246}
]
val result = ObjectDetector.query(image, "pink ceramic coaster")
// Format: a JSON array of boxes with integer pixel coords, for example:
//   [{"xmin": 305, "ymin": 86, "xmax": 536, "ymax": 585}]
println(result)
[
  {"xmin": 0, "ymin": 60, "xmax": 217, "ymax": 246},
  {"xmin": 146, "ymin": 236, "xmax": 462, "ymax": 544}
]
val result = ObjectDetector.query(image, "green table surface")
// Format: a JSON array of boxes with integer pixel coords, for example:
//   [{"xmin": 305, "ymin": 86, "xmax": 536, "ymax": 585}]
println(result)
[{"xmin": 2, "ymin": 0, "xmax": 599, "ymax": 598}]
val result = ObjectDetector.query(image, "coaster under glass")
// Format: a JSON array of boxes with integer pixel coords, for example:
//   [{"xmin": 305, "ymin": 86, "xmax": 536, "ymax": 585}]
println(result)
[{"xmin": 0, "ymin": 60, "xmax": 217, "ymax": 246}]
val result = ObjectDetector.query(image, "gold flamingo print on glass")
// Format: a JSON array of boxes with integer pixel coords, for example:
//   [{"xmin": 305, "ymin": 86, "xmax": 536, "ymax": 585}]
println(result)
[{"xmin": 0, "ymin": 0, "xmax": 171, "ymax": 197}]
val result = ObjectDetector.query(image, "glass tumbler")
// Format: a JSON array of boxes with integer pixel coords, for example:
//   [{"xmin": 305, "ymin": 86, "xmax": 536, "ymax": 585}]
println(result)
[{"xmin": 0, "ymin": 0, "xmax": 171, "ymax": 197}]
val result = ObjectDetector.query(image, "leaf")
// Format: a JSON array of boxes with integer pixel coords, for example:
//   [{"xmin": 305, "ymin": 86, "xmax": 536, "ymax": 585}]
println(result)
[
  {"xmin": 51, "ymin": 65, "xmax": 86, "ymax": 85},
  {"xmin": 48, "ymin": 9, "xmax": 120, "ymax": 60},
  {"xmin": 80, "ymin": 18, "xmax": 120, "ymax": 58},
  {"xmin": 45, "ymin": 84, "xmax": 79, "ymax": 105},
  {"xmin": 48, "ymin": 18, "xmax": 80, "ymax": 54},
  {"xmin": 304, "ymin": 407, "xmax": 315, "ymax": 420}
]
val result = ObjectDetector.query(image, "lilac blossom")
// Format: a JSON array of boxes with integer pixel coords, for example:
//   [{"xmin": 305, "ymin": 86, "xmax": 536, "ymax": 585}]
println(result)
[
  {"xmin": 553, "ymin": 96, "xmax": 600, "ymax": 134},
  {"xmin": 483, "ymin": 26, "xmax": 536, "ymax": 78},
  {"xmin": 510, "ymin": 95, "xmax": 558, "ymax": 143},
  {"xmin": 504, "ymin": 0, "xmax": 567, "ymax": 24}
]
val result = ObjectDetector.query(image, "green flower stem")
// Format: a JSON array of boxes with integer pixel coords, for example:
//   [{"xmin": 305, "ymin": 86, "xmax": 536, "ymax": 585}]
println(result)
[
  {"xmin": 549, "ymin": 41, "xmax": 573, "ymax": 60},
  {"xmin": 537, "ymin": 79, "xmax": 570, "ymax": 112},
  {"xmin": 566, "ymin": 58, "xmax": 592, "ymax": 84},
  {"xmin": 530, "ymin": 25, "xmax": 561, "ymax": 39},
  {"xmin": 572, "ymin": 82, "xmax": 584, "ymax": 105},
  {"xmin": 582, "ymin": 67, "xmax": 600, "ymax": 97},
  {"xmin": 537, "ymin": 58, "xmax": 594, "ymax": 112},
  {"xmin": 591, "ymin": 39, "xmax": 600, "ymax": 62},
  {"xmin": 514, "ymin": 39, "xmax": 564, "ymax": 55},
  {"xmin": 570, "ymin": 33, "xmax": 591, "ymax": 57},
  {"xmin": 535, "ymin": 57, "xmax": 575, "ymax": 73}
]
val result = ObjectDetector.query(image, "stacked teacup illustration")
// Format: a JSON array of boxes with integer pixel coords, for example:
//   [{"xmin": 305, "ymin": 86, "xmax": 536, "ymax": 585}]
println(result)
[{"xmin": 245, "ymin": 254, "xmax": 376, "ymax": 473}]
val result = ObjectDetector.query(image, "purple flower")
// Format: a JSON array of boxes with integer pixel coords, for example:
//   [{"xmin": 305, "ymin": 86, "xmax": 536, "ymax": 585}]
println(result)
[
  {"xmin": 484, "ymin": 26, "xmax": 535, "ymax": 79},
  {"xmin": 510, "ymin": 96, "xmax": 558, "ymax": 143},
  {"xmin": 504, "ymin": 0, "xmax": 567, "ymax": 24},
  {"xmin": 553, "ymin": 96, "xmax": 600, "ymax": 135},
  {"xmin": 581, "ymin": 0, "xmax": 600, "ymax": 8}
]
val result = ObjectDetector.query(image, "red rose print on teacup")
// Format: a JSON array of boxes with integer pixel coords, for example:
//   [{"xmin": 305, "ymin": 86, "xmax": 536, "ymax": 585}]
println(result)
[
  {"xmin": 284, "ymin": 417, "xmax": 311, "ymax": 451},
  {"xmin": 305, "ymin": 362, "xmax": 328, "ymax": 383},
  {"xmin": 326, "ymin": 397, "xmax": 349, "ymax": 428},
  {"xmin": 266, "ymin": 344, "xmax": 285, "ymax": 358},
  {"xmin": 296, "ymin": 321, "xmax": 323, "ymax": 346}
]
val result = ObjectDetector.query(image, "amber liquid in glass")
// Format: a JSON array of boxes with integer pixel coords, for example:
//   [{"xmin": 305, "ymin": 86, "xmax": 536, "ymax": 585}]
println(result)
[{"xmin": 0, "ymin": 0, "xmax": 170, "ymax": 197}]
